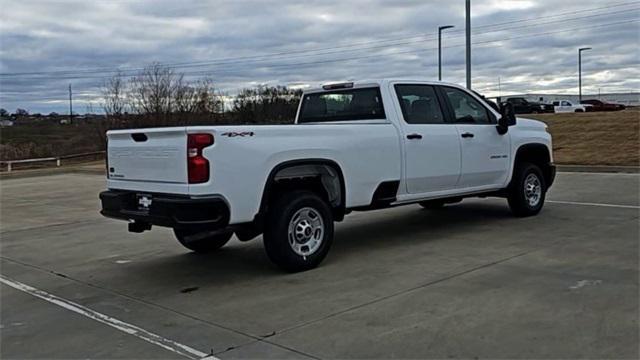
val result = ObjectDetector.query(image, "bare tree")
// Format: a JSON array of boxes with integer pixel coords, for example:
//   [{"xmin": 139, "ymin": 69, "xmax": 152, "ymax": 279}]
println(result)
[
  {"xmin": 173, "ymin": 74, "xmax": 199, "ymax": 116},
  {"xmin": 101, "ymin": 72, "xmax": 127, "ymax": 118},
  {"xmin": 14, "ymin": 108, "xmax": 29, "ymax": 117},
  {"xmin": 96, "ymin": 72, "xmax": 129, "ymax": 145},
  {"xmin": 231, "ymin": 85, "xmax": 301, "ymax": 124},
  {"xmin": 171, "ymin": 77, "xmax": 224, "ymax": 124},
  {"xmin": 192, "ymin": 79, "xmax": 224, "ymax": 116},
  {"xmin": 97, "ymin": 63, "xmax": 304, "ymax": 129},
  {"xmin": 129, "ymin": 63, "xmax": 177, "ymax": 125}
]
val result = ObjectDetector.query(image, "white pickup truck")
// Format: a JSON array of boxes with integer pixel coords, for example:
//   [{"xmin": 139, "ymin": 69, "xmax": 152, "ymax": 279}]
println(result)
[
  {"xmin": 552, "ymin": 99, "xmax": 592, "ymax": 113},
  {"xmin": 100, "ymin": 80, "xmax": 555, "ymax": 272}
]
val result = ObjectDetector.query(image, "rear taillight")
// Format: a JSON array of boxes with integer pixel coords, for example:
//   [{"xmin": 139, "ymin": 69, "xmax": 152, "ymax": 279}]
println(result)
[{"xmin": 187, "ymin": 133, "xmax": 214, "ymax": 184}]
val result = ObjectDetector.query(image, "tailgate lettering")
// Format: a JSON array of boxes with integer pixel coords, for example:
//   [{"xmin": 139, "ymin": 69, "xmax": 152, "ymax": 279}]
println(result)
[{"xmin": 111, "ymin": 147, "xmax": 180, "ymax": 159}]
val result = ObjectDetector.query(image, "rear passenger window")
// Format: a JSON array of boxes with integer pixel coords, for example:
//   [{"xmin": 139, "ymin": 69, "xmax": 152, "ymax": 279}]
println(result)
[
  {"xmin": 394, "ymin": 85, "xmax": 445, "ymax": 124},
  {"xmin": 298, "ymin": 87, "xmax": 385, "ymax": 123}
]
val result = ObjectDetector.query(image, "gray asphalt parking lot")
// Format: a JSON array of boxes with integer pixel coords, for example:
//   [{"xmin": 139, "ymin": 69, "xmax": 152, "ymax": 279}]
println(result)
[{"xmin": 1, "ymin": 171, "xmax": 638, "ymax": 359}]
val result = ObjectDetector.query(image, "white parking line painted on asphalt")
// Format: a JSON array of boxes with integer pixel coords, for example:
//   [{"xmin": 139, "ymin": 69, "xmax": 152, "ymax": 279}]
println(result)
[
  {"xmin": 547, "ymin": 200, "xmax": 639, "ymax": 209},
  {"xmin": 0, "ymin": 275, "xmax": 217, "ymax": 360}
]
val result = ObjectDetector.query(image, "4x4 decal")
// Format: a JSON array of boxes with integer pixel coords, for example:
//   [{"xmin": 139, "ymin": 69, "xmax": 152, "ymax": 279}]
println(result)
[{"xmin": 221, "ymin": 131, "xmax": 255, "ymax": 137}]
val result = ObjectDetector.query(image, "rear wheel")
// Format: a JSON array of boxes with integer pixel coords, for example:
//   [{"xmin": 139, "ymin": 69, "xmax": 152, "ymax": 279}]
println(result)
[
  {"xmin": 174, "ymin": 228, "xmax": 232, "ymax": 253},
  {"xmin": 507, "ymin": 162, "xmax": 546, "ymax": 217},
  {"xmin": 263, "ymin": 190, "xmax": 334, "ymax": 272}
]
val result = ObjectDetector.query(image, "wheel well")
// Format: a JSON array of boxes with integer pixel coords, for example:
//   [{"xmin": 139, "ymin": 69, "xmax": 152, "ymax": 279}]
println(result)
[
  {"xmin": 257, "ymin": 160, "xmax": 346, "ymax": 224},
  {"xmin": 513, "ymin": 144, "xmax": 553, "ymax": 186}
]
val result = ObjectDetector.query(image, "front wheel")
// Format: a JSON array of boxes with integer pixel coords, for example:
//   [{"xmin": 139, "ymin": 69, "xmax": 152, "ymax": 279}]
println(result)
[
  {"xmin": 174, "ymin": 228, "xmax": 232, "ymax": 253},
  {"xmin": 263, "ymin": 190, "xmax": 334, "ymax": 272},
  {"xmin": 507, "ymin": 162, "xmax": 546, "ymax": 217}
]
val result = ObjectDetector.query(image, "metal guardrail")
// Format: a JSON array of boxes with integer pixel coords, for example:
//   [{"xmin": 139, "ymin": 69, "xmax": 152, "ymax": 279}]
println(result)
[{"xmin": 0, "ymin": 151, "xmax": 105, "ymax": 172}]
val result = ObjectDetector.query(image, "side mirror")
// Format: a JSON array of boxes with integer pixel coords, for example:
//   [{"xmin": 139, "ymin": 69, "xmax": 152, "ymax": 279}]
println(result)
[{"xmin": 497, "ymin": 102, "xmax": 516, "ymax": 134}]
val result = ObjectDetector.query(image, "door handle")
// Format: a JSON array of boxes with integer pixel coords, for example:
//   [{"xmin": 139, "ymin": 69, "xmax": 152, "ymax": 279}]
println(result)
[
  {"xmin": 406, "ymin": 133, "xmax": 423, "ymax": 140},
  {"xmin": 461, "ymin": 132, "xmax": 474, "ymax": 138}
]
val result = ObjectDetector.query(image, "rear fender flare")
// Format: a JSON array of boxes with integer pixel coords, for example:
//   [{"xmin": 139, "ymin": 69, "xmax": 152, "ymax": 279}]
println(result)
[{"xmin": 255, "ymin": 159, "xmax": 346, "ymax": 224}]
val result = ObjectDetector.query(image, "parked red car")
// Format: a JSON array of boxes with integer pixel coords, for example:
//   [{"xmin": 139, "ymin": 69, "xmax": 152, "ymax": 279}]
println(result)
[{"xmin": 580, "ymin": 99, "xmax": 626, "ymax": 111}]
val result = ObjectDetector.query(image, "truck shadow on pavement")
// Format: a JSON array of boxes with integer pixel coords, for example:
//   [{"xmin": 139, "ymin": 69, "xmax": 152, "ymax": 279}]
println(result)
[
  {"xmin": 331, "ymin": 201, "xmax": 514, "ymax": 259},
  {"xmin": 119, "ymin": 201, "xmax": 521, "ymax": 288}
]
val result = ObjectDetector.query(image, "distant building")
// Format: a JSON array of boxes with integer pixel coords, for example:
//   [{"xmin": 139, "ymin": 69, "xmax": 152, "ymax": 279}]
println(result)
[{"xmin": 497, "ymin": 92, "xmax": 640, "ymax": 106}]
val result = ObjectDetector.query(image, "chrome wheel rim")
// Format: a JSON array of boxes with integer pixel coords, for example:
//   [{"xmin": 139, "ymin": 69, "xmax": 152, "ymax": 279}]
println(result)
[
  {"xmin": 287, "ymin": 207, "xmax": 324, "ymax": 257},
  {"xmin": 524, "ymin": 173, "xmax": 542, "ymax": 207}
]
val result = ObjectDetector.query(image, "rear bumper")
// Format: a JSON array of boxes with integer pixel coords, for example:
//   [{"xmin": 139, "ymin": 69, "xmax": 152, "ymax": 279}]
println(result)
[{"xmin": 99, "ymin": 190, "xmax": 230, "ymax": 229}]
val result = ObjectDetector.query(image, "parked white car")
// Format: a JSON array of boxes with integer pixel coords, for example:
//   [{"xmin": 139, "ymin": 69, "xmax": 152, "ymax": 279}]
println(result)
[
  {"xmin": 100, "ymin": 80, "xmax": 555, "ymax": 272},
  {"xmin": 552, "ymin": 99, "xmax": 592, "ymax": 113}
]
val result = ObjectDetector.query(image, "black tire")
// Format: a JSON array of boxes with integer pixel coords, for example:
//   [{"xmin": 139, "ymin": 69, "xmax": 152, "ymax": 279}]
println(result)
[
  {"xmin": 419, "ymin": 200, "xmax": 445, "ymax": 209},
  {"xmin": 507, "ymin": 162, "xmax": 546, "ymax": 217},
  {"xmin": 263, "ymin": 190, "xmax": 334, "ymax": 272},
  {"xmin": 174, "ymin": 228, "xmax": 233, "ymax": 253},
  {"xmin": 575, "ymin": 109, "xmax": 584, "ymax": 113}
]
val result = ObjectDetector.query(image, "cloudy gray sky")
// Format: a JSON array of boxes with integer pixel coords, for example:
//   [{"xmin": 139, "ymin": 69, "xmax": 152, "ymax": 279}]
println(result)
[{"xmin": 0, "ymin": 0, "xmax": 638, "ymax": 114}]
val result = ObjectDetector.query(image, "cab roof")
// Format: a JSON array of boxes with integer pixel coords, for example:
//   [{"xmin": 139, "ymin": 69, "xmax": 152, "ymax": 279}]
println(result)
[{"xmin": 305, "ymin": 79, "xmax": 467, "ymax": 93}]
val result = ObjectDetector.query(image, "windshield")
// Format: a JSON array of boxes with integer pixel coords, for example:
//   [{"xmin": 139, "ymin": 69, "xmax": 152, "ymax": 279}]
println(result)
[{"xmin": 298, "ymin": 87, "xmax": 386, "ymax": 123}]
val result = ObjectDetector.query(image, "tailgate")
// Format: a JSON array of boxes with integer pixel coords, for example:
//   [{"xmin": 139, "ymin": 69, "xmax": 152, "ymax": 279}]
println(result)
[{"xmin": 107, "ymin": 127, "xmax": 187, "ymax": 183}]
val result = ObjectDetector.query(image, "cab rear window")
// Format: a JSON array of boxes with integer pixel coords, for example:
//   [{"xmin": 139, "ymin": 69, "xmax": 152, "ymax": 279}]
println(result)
[{"xmin": 298, "ymin": 87, "xmax": 386, "ymax": 123}]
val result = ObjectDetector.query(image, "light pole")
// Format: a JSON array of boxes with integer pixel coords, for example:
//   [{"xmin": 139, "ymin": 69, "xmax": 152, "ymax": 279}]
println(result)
[
  {"xmin": 578, "ymin": 47, "xmax": 592, "ymax": 102},
  {"xmin": 438, "ymin": 25, "xmax": 454, "ymax": 81},
  {"xmin": 465, "ymin": 0, "xmax": 471, "ymax": 89},
  {"xmin": 68, "ymin": 84, "xmax": 73, "ymax": 125}
]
